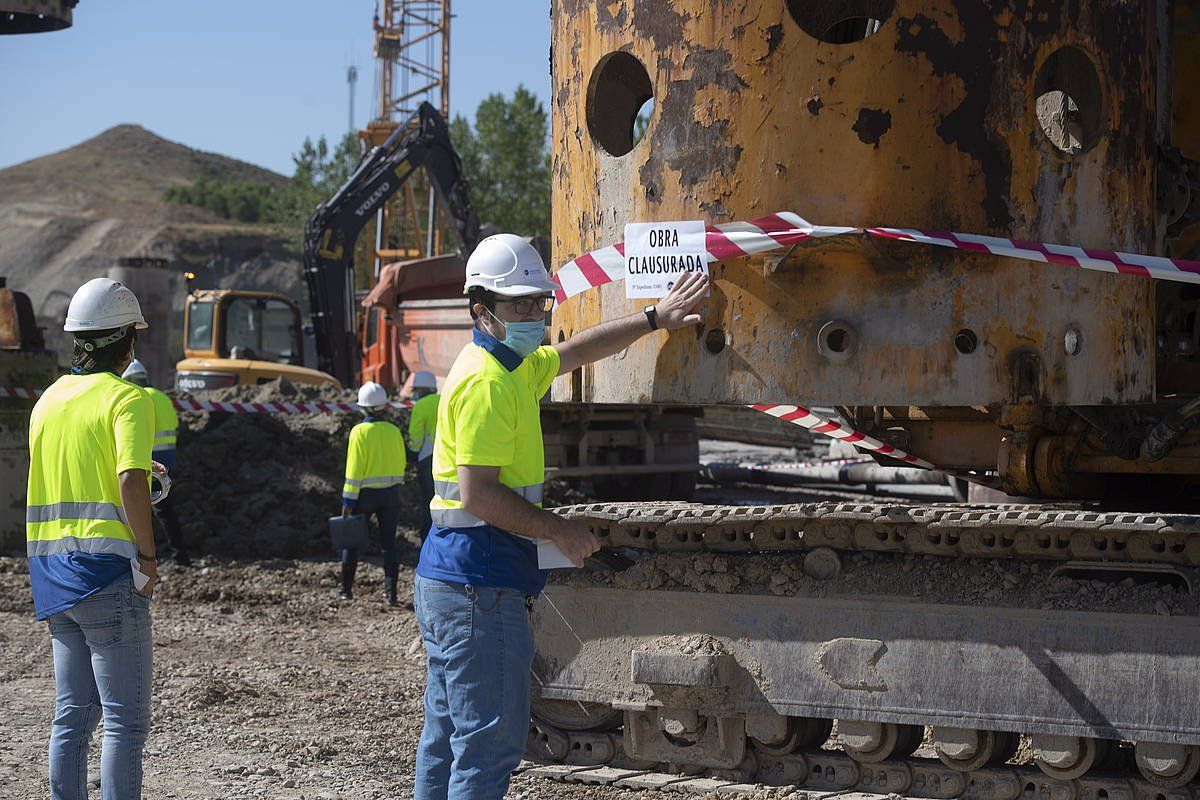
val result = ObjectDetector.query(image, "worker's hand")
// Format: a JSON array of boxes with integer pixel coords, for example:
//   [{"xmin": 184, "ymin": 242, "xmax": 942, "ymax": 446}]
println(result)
[
  {"xmin": 547, "ymin": 517, "xmax": 601, "ymax": 568},
  {"xmin": 655, "ymin": 270, "xmax": 708, "ymax": 330},
  {"xmin": 136, "ymin": 558, "xmax": 158, "ymax": 600},
  {"xmin": 341, "ymin": 505, "xmax": 353, "ymax": 518}
]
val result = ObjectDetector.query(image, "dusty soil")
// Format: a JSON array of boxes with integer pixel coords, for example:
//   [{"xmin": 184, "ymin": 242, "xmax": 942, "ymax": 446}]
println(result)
[{"xmin": 1, "ymin": 550, "xmax": 699, "ymax": 800}]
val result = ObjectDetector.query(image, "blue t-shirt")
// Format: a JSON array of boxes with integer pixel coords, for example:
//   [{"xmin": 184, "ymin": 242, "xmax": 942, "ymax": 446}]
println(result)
[
  {"xmin": 418, "ymin": 522, "xmax": 543, "ymax": 596},
  {"xmin": 30, "ymin": 555, "xmax": 131, "ymax": 620}
]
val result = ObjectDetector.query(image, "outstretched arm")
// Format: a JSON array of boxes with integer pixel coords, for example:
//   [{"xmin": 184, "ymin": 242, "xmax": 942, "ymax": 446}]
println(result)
[{"xmin": 553, "ymin": 270, "xmax": 709, "ymax": 376}]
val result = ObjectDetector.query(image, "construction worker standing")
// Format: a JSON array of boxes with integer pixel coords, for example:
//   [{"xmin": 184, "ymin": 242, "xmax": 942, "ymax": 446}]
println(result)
[
  {"xmin": 27, "ymin": 278, "xmax": 156, "ymax": 800},
  {"xmin": 406, "ymin": 370, "xmax": 439, "ymax": 540},
  {"xmin": 121, "ymin": 358, "xmax": 189, "ymax": 565},
  {"xmin": 412, "ymin": 234, "xmax": 708, "ymax": 800},
  {"xmin": 340, "ymin": 381, "xmax": 407, "ymax": 605}
]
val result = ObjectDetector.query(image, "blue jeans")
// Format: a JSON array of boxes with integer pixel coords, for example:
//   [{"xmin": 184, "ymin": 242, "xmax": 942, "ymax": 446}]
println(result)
[
  {"xmin": 413, "ymin": 575, "xmax": 534, "ymax": 800},
  {"xmin": 342, "ymin": 485, "xmax": 402, "ymax": 579},
  {"xmin": 46, "ymin": 576, "xmax": 152, "ymax": 800}
]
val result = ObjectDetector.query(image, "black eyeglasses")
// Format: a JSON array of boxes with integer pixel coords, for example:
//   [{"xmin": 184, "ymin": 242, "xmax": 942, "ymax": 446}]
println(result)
[{"xmin": 495, "ymin": 295, "xmax": 554, "ymax": 315}]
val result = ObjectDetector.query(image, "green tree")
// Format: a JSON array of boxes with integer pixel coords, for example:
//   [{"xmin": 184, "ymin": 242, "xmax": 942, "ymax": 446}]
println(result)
[
  {"xmin": 163, "ymin": 132, "xmax": 363, "ymax": 234},
  {"xmin": 451, "ymin": 85, "xmax": 551, "ymax": 236}
]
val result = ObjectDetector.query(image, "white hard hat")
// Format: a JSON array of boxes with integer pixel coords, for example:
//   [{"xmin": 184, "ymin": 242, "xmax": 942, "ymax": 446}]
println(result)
[
  {"xmin": 64, "ymin": 278, "xmax": 148, "ymax": 332},
  {"xmin": 464, "ymin": 233, "xmax": 557, "ymax": 297},
  {"xmin": 122, "ymin": 359, "xmax": 149, "ymax": 383},
  {"xmin": 411, "ymin": 371, "xmax": 437, "ymax": 390},
  {"xmin": 357, "ymin": 381, "xmax": 388, "ymax": 409}
]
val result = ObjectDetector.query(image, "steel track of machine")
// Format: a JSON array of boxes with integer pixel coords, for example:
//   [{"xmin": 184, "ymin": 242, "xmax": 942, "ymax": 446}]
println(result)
[{"xmin": 525, "ymin": 501, "xmax": 1200, "ymax": 791}]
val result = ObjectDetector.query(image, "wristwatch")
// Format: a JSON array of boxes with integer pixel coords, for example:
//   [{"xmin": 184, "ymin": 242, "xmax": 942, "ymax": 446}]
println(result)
[{"xmin": 643, "ymin": 305, "xmax": 659, "ymax": 331}]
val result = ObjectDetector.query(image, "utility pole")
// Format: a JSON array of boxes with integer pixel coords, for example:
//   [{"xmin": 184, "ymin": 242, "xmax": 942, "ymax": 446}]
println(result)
[{"xmin": 347, "ymin": 65, "xmax": 358, "ymax": 135}]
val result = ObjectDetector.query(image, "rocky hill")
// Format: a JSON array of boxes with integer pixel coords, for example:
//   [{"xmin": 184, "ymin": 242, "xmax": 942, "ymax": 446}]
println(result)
[{"xmin": 0, "ymin": 126, "xmax": 306, "ymax": 384}]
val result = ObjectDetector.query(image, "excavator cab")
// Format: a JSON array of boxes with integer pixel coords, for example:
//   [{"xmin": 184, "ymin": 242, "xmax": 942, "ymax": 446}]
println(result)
[{"xmin": 175, "ymin": 289, "xmax": 339, "ymax": 391}]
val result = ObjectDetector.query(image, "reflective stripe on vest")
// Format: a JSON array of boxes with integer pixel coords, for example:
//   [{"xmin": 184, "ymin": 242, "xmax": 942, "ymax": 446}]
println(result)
[
  {"xmin": 26, "ymin": 501, "xmax": 128, "ymax": 525},
  {"xmin": 25, "ymin": 502, "xmax": 136, "ymax": 559},
  {"xmin": 430, "ymin": 481, "xmax": 543, "ymax": 528},
  {"xmin": 154, "ymin": 430, "xmax": 176, "ymax": 445},
  {"xmin": 27, "ymin": 536, "xmax": 137, "ymax": 558},
  {"xmin": 418, "ymin": 435, "xmax": 435, "ymax": 461},
  {"xmin": 343, "ymin": 476, "xmax": 404, "ymax": 489}
]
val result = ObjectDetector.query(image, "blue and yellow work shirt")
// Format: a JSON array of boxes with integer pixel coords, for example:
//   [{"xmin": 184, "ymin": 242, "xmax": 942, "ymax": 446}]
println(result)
[
  {"xmin": 342, "ymin": 418, "xmax": 407, "ymax": 509},
  {"xmin": 407, "ymin": 391, "xmax": 440, "ymax": 461},
  {"xmin": 416, "ymin": 327, "xmax": 558, "ymax": 596},
  {"xmin": 26, "ymin": 371, "xmax": 154, "ymax": 619},
  {"xmin": 146, "ymin": 386, "xmax": 178, "ymax": 471}
]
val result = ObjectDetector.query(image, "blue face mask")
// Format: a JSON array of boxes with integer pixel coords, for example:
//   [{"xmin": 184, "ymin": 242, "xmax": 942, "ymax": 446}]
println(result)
[{"xmin": 488, "ymin": 310, "xmax": 545, "ymax": 357}]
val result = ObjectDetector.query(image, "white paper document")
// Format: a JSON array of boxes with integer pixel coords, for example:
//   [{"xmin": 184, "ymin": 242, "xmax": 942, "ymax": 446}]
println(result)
[
  {"xmin": 623, "ymin": 219, "xmax": 709, "ymax": 298},
  {"xmin": 130, "ymin": 557, "xmax": 151, "ymax": 591},
  {"xmin": 516, "ymin": 535, "xmax": 576, "ymax": 569}
]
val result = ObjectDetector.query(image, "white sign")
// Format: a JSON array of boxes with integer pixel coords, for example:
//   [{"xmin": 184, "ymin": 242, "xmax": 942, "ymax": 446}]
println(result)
[{"xmin": 623, "ymin": 220, "xmax": 709, "ymax": 299}]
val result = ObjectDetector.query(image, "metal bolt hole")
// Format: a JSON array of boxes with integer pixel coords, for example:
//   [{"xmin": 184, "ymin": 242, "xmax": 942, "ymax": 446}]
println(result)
[{"xmin": 955, "ymin": 328, "xmax": 979, "ymax": 354}]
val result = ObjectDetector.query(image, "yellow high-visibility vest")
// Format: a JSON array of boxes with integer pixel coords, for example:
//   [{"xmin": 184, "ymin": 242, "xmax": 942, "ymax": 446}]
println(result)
[
  {"xmin": 26, "ymin": 372, "xmax": 154, "ymax": 559},
  {"xmin": 407, "ymin": 392, "xmax": 440, "ymax": 460},
  {"xmin": 342, "ymin": 419, "xmax": 407, "ymax": 501},
  {"xmin": 429, "ymin": 337, "xmax": 558, "ymax": 529},
  {"xmin": 146, "ymin": 386, "xmax": 178, "ymax": 454}
]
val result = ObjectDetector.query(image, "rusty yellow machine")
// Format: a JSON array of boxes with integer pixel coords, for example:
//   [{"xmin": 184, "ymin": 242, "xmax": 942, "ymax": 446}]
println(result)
[
  {"xmin": 0, "ymin": 279, "xmax": 57, "ymax": 552},
  {"xmin": 528, "ymin": 1, "xmax": 1200, "ymax": 794},
  {"xmin": 175, "ymin": 288, "xmax": 338, "ymax": 391}
]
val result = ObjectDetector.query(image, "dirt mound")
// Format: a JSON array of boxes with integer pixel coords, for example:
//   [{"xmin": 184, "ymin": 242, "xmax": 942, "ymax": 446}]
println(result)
[
  {"xmin": 166, "ymin": 377, "xmax": 590, "ymax": 559},
  {"xmin": 0, "ymin": 125, "xmax": 299, "ymax": 369},
  {"xmin": 172, "ymin": 379, "xmax": 423, "ymax": 559}
]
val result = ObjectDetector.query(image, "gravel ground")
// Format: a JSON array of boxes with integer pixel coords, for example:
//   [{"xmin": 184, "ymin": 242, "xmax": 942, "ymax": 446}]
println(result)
[
  {"xmin": 4, "ymin": 459, "xmax": 1182, "ymax": 799},
  {"xmin": 1, "ymin": 550, "xmax": 695, "ymax": 800}
]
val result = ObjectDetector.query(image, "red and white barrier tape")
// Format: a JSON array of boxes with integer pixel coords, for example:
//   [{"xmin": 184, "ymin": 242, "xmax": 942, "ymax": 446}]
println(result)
[
  {"xmin": 552, "ymin": 211, "xmax": 1200, "ymax": 306},
  {"xmin": 6, "ymin": 384, "xmax": 919, "ymax": 468},
  {"xmin": 2, "ymin": 388, "xmax": 410, "ymax": 414},
  {"xmin": 552, "ymin": 211, "xmax": 1200, "ymax": 469},
  {"xmin": 173, "ymin": 398, "xmax": 412, "ymax": 414},
  {"xmin": 0, "ymin": 387, "xmax": 42, "ymax": 400},
  {"xmin": 752, "ymin": 404, "xmax": 934, "ymax": 469},
  {"xmin": 867, "ymin": 227, "xmax": 1200, "ymax": 283}
]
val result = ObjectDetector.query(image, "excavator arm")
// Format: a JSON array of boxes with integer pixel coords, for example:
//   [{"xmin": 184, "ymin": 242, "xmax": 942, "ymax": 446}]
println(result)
[{"xmin": 302, "ymin": 101, "xmax": 480, "ymax": 386}]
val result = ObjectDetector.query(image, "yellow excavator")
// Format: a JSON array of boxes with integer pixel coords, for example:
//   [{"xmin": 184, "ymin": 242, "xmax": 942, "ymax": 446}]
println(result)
[{"xmin": 174, "ymin": 287, "xmax": 338, "ymax": 391}]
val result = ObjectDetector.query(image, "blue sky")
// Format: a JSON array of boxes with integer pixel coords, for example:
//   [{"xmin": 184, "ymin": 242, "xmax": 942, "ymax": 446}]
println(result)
[{"xmin": 0, "ymin": 1, "xmax": 550, "ymax": 175}]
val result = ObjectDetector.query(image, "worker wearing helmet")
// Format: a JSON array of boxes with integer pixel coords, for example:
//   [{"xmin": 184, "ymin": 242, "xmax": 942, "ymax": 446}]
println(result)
[
  {"xmin": 340, "ymin": 381, "xmax": 407, "ymax": 604},
  {"xmin": 406, "ymin": 370, "xmax": 439, "ymax": 541},
  {"xmin": 27, "ymin": 277, "xmax": 157, "ymax": 799},
  {"xmin": 413, "ymin": 234, "xmax": 708, "ymax": 799},
  {"xmin": 121, "ymin": 358, "xmax": 189, "ymax": 566}
]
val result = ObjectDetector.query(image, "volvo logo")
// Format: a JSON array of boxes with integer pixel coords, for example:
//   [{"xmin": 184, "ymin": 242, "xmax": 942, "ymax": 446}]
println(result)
[{"xmin": 354, "ymin": 181, "xmax": 392, "ymax": 217}]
